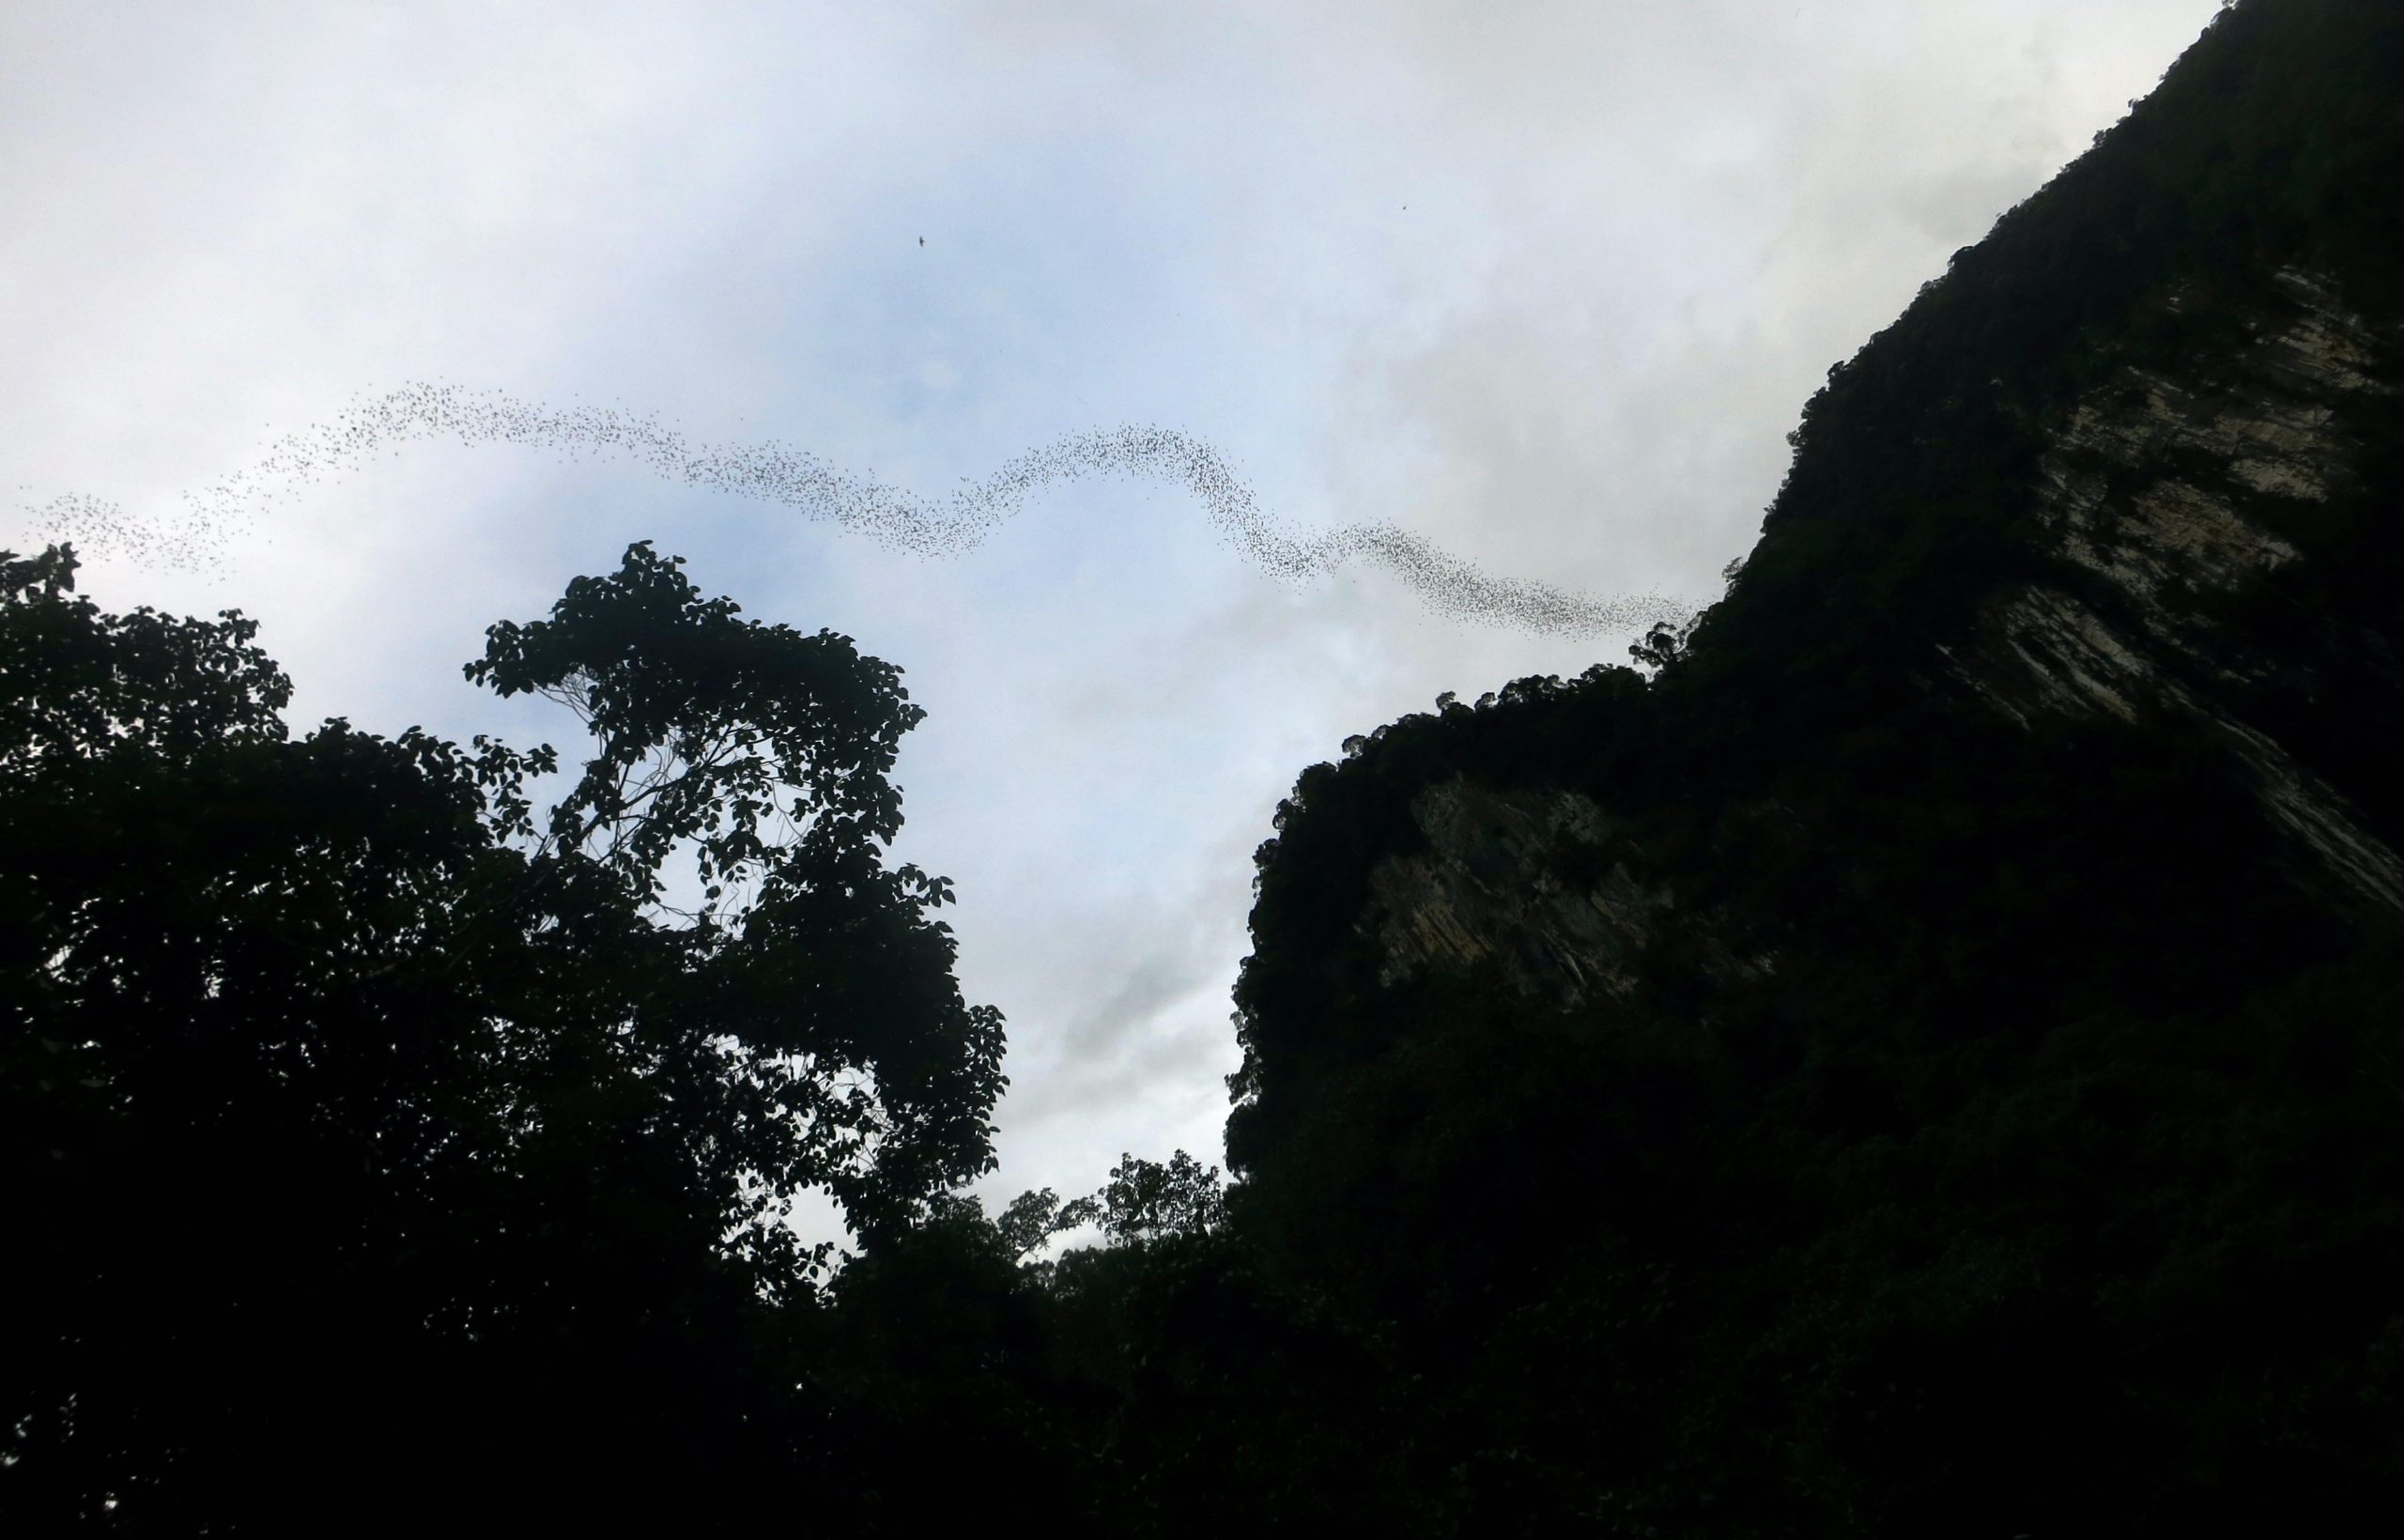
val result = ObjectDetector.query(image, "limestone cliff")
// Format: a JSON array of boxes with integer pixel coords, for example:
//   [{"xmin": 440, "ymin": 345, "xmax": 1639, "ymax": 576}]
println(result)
[
  {"xmin": 1347, "ymin": 257, "xmax": 2404, "ymax": 1016},
  {"xmin": 1221, "ymin": 5, "xmax": 2404, "ymax": 1524},
  {"xmin": 1967, "ymin": 265, "xmax": 2404, "ymax": 912}
]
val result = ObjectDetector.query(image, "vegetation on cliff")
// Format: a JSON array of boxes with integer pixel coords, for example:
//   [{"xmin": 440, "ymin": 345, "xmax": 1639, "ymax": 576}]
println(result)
[{"xmin": 1216, "ymin": 0, "xmax": 2404, "ymax": 1528}]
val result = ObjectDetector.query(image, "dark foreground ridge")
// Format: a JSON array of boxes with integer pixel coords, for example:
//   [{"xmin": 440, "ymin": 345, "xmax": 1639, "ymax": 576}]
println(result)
[
  {"xmin": 1227, "ymin": 0, "xmax": 2404, "ymax": 1529},
  {"xmin": 8, "ymin": 1, "xmax": 2402, "ymax": 1533}
]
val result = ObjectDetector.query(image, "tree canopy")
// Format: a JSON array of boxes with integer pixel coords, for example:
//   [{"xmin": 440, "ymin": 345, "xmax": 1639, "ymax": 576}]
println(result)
[{"xmin": 1, "ymin": 541, "xmax": 1003, "ymax": 1526}]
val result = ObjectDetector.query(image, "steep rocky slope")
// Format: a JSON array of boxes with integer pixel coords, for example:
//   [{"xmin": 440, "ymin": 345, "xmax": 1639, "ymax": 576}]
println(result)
[
  {"xmin": 1220, "ymin": 2, "xmax": 2404, "ymax": 1530},
  {"xmin": 1361, "ymin": 257, "xmax": 2404, "ymax": 1009},
  {"xmin": 1965, "ymin": 263, "xmax": 2403, "ymax": 909}
]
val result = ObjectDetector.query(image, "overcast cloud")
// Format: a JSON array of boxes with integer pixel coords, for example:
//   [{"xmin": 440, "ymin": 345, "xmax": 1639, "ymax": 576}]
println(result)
[{"xmin": 2, "ymin": 0, "xmax": 2224, "ymax": 1222}]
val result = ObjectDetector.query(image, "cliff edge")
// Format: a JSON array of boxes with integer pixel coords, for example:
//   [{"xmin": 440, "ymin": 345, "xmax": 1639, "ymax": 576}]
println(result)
[{"xmin": 1224, "ymin": 2, "xmax": 2404, "ymax": 1529}]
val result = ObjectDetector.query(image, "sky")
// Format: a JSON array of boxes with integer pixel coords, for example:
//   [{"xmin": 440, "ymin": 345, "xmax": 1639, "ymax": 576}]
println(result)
[{"xmin": 2, "ymin": 0, "xmax": 2225, "ymax": 1229}]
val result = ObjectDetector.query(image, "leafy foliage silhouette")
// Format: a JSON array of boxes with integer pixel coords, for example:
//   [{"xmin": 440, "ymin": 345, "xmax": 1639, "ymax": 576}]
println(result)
[{"xmin": 1, "ymin": 542, "xmax": 1001, "ymax": 1528}]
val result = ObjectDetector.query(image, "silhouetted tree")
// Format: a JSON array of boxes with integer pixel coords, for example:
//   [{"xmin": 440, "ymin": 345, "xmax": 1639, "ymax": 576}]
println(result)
[
  {"xmin": 1090, "ymin": 1150, "xmax": 1225, "ymax": 1245},
  {"xmin": 0, "ymin": 542, "xmax": 1003, "ymax": 1528}
]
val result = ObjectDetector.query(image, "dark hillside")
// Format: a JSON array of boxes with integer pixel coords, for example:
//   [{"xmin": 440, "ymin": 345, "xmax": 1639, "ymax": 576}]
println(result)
[{"xmin": 1221, "ymin": 1, "xmax": 2404, "ymax": 1530}]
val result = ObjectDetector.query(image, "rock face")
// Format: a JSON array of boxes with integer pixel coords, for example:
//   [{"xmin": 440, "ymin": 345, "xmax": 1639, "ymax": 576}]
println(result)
[
  {"xmin": 1965, "ymin": 266, "xmax": 2404, "ymax": 915},
  {"xmin": 1337, "ymin": 258, "xmax": 2404, "ymax": 1031},
  {"xmin": 1223, "ymin": 6, "xmax": 2404, "ymax": 1522},
  {"xmin": 1365, "ymin": 780, "xmax": 1639, "ymax": 1004},
  {"xmin": 1367, "ymin": 778, "xmax": 1780, "ymax": 1007}
]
